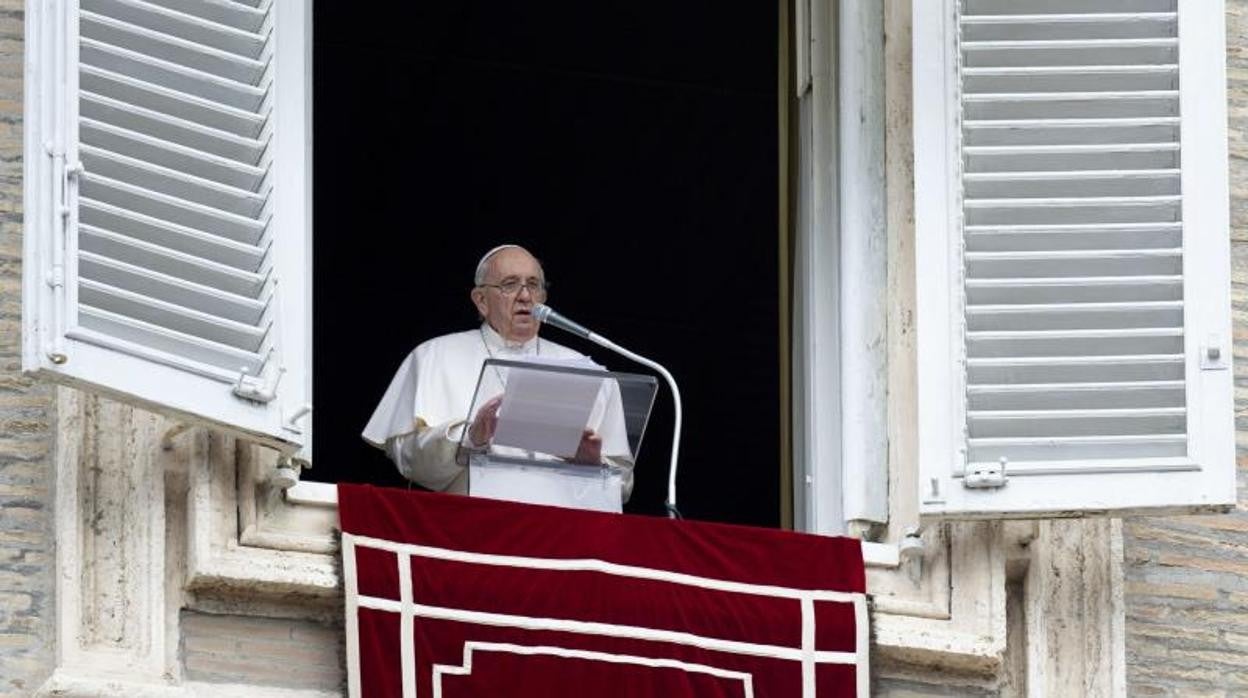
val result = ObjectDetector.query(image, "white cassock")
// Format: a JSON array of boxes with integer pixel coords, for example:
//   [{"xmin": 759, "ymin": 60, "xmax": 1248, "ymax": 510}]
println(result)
[{"xmin": 362, "ymin": 323, "xmax": 634, "ymax": 497}]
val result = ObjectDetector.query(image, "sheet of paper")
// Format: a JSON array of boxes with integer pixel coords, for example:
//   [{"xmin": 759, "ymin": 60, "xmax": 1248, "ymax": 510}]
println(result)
[{"xmin": 491, "ymin": 362, "xmax": 605, "ymax": 458}]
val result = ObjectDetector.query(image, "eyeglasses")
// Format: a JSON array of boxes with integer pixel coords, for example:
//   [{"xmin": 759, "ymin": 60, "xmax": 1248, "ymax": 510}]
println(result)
[{"xmin": 478, "ymin": 279, "xmax": 547, "ymax": 297}]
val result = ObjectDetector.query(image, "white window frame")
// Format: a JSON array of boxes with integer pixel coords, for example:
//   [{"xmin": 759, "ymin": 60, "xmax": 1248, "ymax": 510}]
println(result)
[
  {"xmin": 792, "ymin": 0, "xmax": 891, "ymax": 540},
  {"xmin": 912, "ymin": 0, "xmax": 1235, "ymax": 518}
]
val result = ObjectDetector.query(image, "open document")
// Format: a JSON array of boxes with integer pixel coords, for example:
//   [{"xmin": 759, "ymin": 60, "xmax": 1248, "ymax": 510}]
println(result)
[{"xmin": 490, "ymin": 357, "xmax": 604, "ymax": 458}]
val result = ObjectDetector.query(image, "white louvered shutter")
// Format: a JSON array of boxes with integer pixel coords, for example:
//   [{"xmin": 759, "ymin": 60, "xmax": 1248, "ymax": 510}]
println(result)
[
  {"xmin": 914, "ymin": 0, "xmax": 1234, "ymax": 517},
  {"xmin": 23, "ymin": 0, "xmax": 311, "ymax": 452}
]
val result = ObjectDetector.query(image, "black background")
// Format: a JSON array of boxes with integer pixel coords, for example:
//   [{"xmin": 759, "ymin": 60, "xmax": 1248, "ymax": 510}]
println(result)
[{"xmin": 311, "ymin": 1, "xmax": 781, "ymax": 527}]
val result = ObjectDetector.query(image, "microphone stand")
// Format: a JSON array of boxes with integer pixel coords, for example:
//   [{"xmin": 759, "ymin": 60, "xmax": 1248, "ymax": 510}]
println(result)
[{"xmin": 534, "ymin": 305, "xmax": 683, "ymax": 518}]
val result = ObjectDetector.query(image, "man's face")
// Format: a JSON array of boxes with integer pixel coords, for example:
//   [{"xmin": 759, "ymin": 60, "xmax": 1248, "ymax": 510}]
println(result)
[{"xmin": 471, "ymin": 248, "xmax": 546, "ymax": 343}]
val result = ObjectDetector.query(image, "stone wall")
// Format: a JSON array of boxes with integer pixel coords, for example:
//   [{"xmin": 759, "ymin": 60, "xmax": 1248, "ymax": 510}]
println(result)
[
  {"xmin": 180, "ymin": 612, "xmax": 343, "ymax": 691},
  {"xmin": 0, "ymin": 1, "xmax": 55, "ymax": 695},
  {"xmin": 1122, "ymin": 2, "xmax": 1248, "ymax": 696}
]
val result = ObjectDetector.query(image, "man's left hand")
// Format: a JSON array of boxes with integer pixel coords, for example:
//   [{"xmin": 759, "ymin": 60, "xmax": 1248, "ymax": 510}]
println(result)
[{"xmin": 572, "ymin": 429, "xmax": 603, "ymax": 465}]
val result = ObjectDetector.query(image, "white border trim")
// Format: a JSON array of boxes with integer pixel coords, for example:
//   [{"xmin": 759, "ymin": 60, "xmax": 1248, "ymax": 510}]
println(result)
[
  {"xmin": 398, "ymin": 551, "xmax": 415, "ymax": 698},
  {"xmin": 431, "ymin": 642, "xmax": 756, "ymax": 698},
  {"xmin": 342, "ymin": 535, "xmax": 362, "ymax": 698},
  {"xmin": 355, "ymin": 597, "xmax": 856, "ymax": 665},
  {"xmin": 349, "ymin": 533, "xmax": 862, "ymax": 603}
]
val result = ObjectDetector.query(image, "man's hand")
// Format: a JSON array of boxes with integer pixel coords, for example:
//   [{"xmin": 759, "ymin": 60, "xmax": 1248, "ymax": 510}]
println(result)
[
  {"xmin": 572, "ymin": 429, "xmax": 603, "ymax": 465},
  {"xmin": 468, "ymin": 395, "xmax": 503, "ymax": 447}
]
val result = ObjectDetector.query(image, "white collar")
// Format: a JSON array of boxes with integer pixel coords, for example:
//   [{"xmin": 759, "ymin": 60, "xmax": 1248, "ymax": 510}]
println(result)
[{"xmin": 480, "ymin": 322, "xmax": 540, "ymax": 355}]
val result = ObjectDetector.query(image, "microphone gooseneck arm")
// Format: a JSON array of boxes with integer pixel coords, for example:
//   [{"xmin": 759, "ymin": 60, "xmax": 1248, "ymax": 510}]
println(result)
[{"xmin": 534, "ymin": 304, "xmax": 683, "ymax": 518}]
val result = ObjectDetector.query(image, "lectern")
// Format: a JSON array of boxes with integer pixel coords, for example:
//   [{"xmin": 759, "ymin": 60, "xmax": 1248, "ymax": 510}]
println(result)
[{"xmin": 457, "ymin": 358, "xmax": 658, "ymax": 513}]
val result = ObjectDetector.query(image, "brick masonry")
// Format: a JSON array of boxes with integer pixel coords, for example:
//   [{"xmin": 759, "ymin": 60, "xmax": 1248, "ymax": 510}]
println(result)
[
  {"xmin": 180, "ymin": 611, "xmax": 344, "ymax": 691},
  {"xmin": 0, "ymin": 1, "xmax": 55, "ymax": 695},
  {"xmin": 1121, "ymin": 2, "xmax": 1248, "ymax": 696}
]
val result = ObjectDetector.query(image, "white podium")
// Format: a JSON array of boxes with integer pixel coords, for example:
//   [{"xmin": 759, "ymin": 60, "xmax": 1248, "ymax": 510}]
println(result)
[
  {"xmin": 458, "ymin": 358, "xmax": 658, "ymax": 513},
  {"xmin": 468, "ymin": 453, "xmax": 627, "ymax": 513}
]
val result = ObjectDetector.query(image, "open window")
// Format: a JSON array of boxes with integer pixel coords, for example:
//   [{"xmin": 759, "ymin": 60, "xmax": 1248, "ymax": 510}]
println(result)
[
  {"xmin": 24, "ymin": 0, "xmax": 786, "ymax": 527},
  {"xmin": 913, "ymin": 0, "xmax": 1235, "ymax": 518}
]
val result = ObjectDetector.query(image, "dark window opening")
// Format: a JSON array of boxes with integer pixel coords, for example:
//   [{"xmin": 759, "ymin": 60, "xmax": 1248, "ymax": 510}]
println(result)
[{"xmin": 312, "ymin": 2, "xmax": 780, "ymax": 527}]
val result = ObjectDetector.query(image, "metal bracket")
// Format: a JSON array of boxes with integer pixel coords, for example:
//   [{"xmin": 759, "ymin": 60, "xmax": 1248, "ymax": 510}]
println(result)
[{"xmin": 964, "ymin": 457, "xmax": 1008, "ymax": 489}]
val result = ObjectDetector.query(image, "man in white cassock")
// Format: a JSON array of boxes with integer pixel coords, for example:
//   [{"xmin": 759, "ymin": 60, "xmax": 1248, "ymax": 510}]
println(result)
[{"xmin": 362, "ymin": 244, "xmax": 633, "ymax": 497}]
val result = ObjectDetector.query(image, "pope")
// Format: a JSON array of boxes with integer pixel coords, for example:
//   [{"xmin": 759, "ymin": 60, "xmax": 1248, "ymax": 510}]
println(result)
[{"xmin": 361, "ymin": 244, "xmax": 633, "ymax": 496}]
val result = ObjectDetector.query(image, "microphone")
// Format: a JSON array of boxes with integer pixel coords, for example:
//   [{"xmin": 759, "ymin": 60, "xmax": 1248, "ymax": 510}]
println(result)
[
  {"xmin": 532, "ymin": 303, "xmax": 685, "ymax": 519},
  {"xmin": 532, "ymin": 303, "xmax": 591, "ymax": 338}
]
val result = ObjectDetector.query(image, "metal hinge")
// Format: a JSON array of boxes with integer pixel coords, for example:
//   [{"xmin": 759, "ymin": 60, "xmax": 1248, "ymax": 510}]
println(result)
[{"xmin": 964, "ymin": 457, "xmax": 1008, "ymax": 489}]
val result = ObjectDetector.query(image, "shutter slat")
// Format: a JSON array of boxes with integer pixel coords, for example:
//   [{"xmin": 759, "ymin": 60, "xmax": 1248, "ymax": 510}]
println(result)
[
  {"xmin": 968, "ymin": 380, "xmax": 1184, "ymax": 409},
  {"xmin": 967, "ymin": 300, "xmax": 1182, "ymax": 331},
  {"xmin": 963, "ymin": 67, "xmax": 1176, "ymax": 94},
  {"xmin": 81, "ymin": 224, "xmax": 266, "ymax": 297},
  {"xmin": 83, "ymin": 0, "xmax": 269, "ymax": 59},
  {"xmin": 80, "ymin": 173, "xmax": 267, "ymax": 245},
  {"xmin": 80, "ymin": 198, "xmax": 267, "ymax": 272},
  {"xmin": 964, "ymin": 92, "xmax": 1177, "ymax": 120},
  {"xmin": 967, "ymin": 407, "xmax": 1185, "ymax": 438},
  {"xmin": 82, "ymin": 91, "xmax": 268, "ymax": 165},
  {"xmin": 81, "ymin": 10, "xmax": 266, "ymax": 85},
  {"xmin": 80, "ymin": 251, "xmax": 267, "ymax": 323},
  {"xmin": 966, "ymin": 249, "xmax": 1182, "ymax": 277},
  {"xmin": 968, "ymin": 434, "xmax": 1187, "ymax": 462},
  {"xmin": 961, "ymin": 13, "xmax": 1177, "ymax": 41},
  {"xmin": 962, "ymin": 40, "xmax": 1176, "ymax": 69},
  {"xmin": 139, "ymin": 0, "xmax": 268, "ymax": 33},
  {"xmin": 79, "ymin": 277, "xmax": 267, "ymax": 352},
  {"xmin": 77, "ymin": 305, "xmax": 266, "ymax": 375},
  {"xmin": 962, "ymin": 0, "xmax": 1176, "ymax": 12},
  {"xmin": 966, "ymin": 276, "xmax": 1182, "ymax": 303},
  {"xmin": 81, "ymin": 38, "xmax": 265, "ymax": 111},
  {"xmin": 81, "ymin": 65, "xmax": 266, "ymax": 139},
  {"xmin": 965, "ymin": 143, "xmax": 1178, "ymax": 171},
  {"xmin": 966, "ymin": 328, "xmax": 1184, "ymax": 358},
  {"xmin": 964, "ymin": 198, "xmax": 1180, "ymax": 225},
  {"xmin": 965, "ymin": 222, "xmax": 1181, "ymax": 250},
  {"xmin": 967, "ymin": 354, "xmax": 1185, "ymax": 384},
  {"xmin": 81, "ymin": 144, "xmax": 269, "ymax": 218},
  {"xmin": 964, "ymin": 117, "xmax": 1178, "ymax": 146},
  {"xmin": 965, "ymin": 170, "xmax": 1179, "ymax": 198},
  {"xmin": 81, "ymin": 117, "xmax": 266, "ymax": 190}
]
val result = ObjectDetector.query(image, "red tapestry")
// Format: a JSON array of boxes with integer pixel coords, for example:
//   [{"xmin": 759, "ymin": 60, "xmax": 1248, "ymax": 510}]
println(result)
[{"xmin": 338, "ymin": 484, "xmax": 867, "ymax": 697}]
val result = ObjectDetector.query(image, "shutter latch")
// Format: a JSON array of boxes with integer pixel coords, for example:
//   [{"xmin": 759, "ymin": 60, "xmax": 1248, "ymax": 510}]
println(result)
[
  {"xmin": 1201, "ymin": 334, "xmax": 1229, "ymax": 371},
  {"xmin": 964, "ymin": 457, "xmax": 1008, "ymax": 489},
  {"xmin": 233, "ymin": 365, "xmax": 285, "ymax": 403}
]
